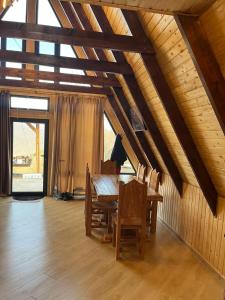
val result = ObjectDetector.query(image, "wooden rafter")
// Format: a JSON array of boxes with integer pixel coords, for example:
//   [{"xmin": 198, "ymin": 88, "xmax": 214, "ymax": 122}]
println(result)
[
  {"xmin": 0, "ymin": 50, "xmax": 132, "ymax": 74},
  {"xmin": 0, "ymin": 20, "xmax": 153, "ymax": 53},
  {"xmin": 122, "ymin": 10, "xmax": 218, "ymax": 215},
  {"xmin": 0, "ymin": 67, "xmax": 121, "ymax": 87},
  {"xmin": 0, "ymin": 78, "xmax": 110, "ymax": 95},
  {"xmin": 175, "ymin": 15, "xmax": 225, "ymax": 135},
  {"xmin": 91, "ymin": 5, "xmax": 183, "ymax": 195},
  {"xmin": 69, "ymin": 2, "xmax": 160, "ymax": 169}
]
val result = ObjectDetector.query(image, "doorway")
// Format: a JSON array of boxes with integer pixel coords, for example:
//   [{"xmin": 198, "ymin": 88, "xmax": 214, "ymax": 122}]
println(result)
[{"xmin": 11, "ymin": 118, "xmax": 49, "ymax": 196}]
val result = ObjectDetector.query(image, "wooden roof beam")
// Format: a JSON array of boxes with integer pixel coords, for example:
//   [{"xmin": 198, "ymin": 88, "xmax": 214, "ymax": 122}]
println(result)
[
  {"xmin": 0, "ymin": 78, "xmax": 110, "ymax": 94},
  {"xmin": 0, "ymin": 49, "xmax": 132, "ymax": 74},
  {"xmin": 0, "ymin": 67, "xmax": 121, "ymax": 87},
  {"xmin": 71, "ymin": 2, "xmax": 161, "ymax": 170},
  {"xmin": 91, "ymin": 5, "xmax": 183, "ymax": 194},
  {"xmin": 175, "ymin": 15, "xmax": 225, "ymax": 135},
  {"xmin": 0, "ymin": 20, "xmax": 153, "ymax": 53},
  {"xmin": 122, "ymin": 10, "xmax": 218, "ymax": 215}
]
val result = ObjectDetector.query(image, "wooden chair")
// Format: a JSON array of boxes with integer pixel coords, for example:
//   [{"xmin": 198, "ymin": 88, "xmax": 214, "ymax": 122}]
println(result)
[
  {"xmin": 112, "ymin": 179, "xmax": 147, "ymax": 260},
  {"xmin": 100, "ymin": 160, "xmax": 117, "ymax": 175},
  {"xmin": 85, "ymin": 164, "xmax": 117, "ymax": 236},
  {"xmin": 136, "ymin": 163, "xmax": 146, "ymax": 183},
  {"xmin": 146, "ymin": 169, "xmax": 160, "ymax": 233}
]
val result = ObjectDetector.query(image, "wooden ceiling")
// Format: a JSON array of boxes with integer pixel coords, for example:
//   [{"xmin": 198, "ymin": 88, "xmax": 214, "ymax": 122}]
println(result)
[{"xmin": 61, "ymin": 0, "xmax": 216, "ymax": 15}]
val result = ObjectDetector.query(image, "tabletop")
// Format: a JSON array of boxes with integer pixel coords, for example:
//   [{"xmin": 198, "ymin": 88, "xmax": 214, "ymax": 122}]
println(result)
[{"xmin": 92, "ymin": 174, "xmax": 163, "ymax": 202}]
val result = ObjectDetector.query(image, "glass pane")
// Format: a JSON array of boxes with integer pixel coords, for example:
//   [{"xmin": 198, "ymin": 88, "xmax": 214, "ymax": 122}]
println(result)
[
  {"xmin": 60, "ymin": 44, "xmax": 76, "ymax": 58},
  {"xmin": 39, "ymin": 41, "xmax": 55, "ymax": 55},
  {"xmin": 6, "ymin": 38, "xmax": 22, "ymax": 51},
  {"xmin": 59, "ymin": 81, "xmax": 90, "ymax": 87},
  {"xmin": 60, "ymin": 67, "xmax": 84, "ymax": 76},
  {"xmin": 39, "ymin": 65, "xmax": 54, "ymax": 72},
  {"xmin": 103, "ymin": 115, "xmax": 135, "ymax": 174},
  {"xmin": 5, "ymin": 77, "xmax": 22, "ymax": 80},
  {"xmin": 11, "ymin": 96, "xmax": 48, "ymax": 110},
  {"xmin": 38, "ymin": 0, "xmax": 60, "ymax": 27},
  {"xmin": 12, "ymin": 121, "xmax": 46, "ymax": 193},
  {"xmin": 6, "ymin": 62, "xmax": 22, "ymax": 69},
  {"xmin": 2, "ymin": 0, "xmax": 27, "ymax": 22}
]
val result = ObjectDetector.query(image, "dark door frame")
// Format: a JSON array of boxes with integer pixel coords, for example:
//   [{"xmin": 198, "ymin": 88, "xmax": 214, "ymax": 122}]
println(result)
[{"xmin": 10, "ymin": 118, "xmax": 49, "ymax": 197}]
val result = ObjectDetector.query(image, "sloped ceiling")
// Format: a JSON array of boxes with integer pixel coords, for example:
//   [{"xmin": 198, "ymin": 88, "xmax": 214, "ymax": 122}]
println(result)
[
  {"xmin": 76, "ymin": 2, "xmax": 225, "ymax": 197},
  {"xmin": 61, "ymin": 0, "xmax": 216, "ymax": 15}
]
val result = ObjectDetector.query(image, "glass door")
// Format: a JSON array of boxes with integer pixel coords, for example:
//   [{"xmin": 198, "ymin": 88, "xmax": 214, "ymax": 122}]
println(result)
[{"xmin": 11, "ymin": 119, "xmax": 48, "ymax": 196}]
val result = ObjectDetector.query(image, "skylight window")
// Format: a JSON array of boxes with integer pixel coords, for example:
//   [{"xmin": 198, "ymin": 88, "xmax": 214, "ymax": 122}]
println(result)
[
  {"xmin": 2, "ymin": 0, "xmax": 27, "ymax": 23},
  {"xmin": 38, "ymin": 0, "xmax": 60, "ymax": 27}
]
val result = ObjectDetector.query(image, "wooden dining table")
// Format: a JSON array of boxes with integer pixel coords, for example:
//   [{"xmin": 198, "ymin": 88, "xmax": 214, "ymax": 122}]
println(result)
[{"xmin": 92, "ymin": 174, "xmax": 163, "ymax": 233}]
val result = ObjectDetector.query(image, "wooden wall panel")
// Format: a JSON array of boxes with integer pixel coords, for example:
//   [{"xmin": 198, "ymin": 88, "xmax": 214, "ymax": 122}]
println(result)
[{"xmin": 158, "ymin": 175, "xmax": 225, "ymax": 279}]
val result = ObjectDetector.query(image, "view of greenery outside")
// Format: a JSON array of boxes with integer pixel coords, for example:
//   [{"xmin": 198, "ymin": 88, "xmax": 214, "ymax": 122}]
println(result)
[{"xmin": 104, "ymin": 115, "xmax": 135, "ymax": 174}]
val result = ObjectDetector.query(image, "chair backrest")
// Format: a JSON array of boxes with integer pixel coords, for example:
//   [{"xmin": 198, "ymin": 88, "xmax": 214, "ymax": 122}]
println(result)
[
  {"xmin": 85, "ymin": 164, "xmax": 92, "ymax": 236},
  {"xmin": 136, "ymin": 163, "xmax": 146, "ymax": 183},
  {"xmin": 101, "ymin": 160, "xmax": 117, "ymax": 174},
  {"xmin": 149, "ymin": 169, "xmax": 160, "ymax": 192},
  {"xmin": 145, "ymin": 168, "xmax": 153, "ymax": 186},
  {"xmin": 118, "ymin": 179, "xmax": 147, "ymax": 226}
]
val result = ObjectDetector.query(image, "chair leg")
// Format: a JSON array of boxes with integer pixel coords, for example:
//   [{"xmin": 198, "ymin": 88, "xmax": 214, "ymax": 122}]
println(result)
[
  {"xmin": 116, "ymin": 225, "xmax": 121, "ymax": 260},
  {"xmin": 107, "ymin": 210, "xmax": 113, "ymax": 233},
  {"xmin": 139, "ymin": 228, "xmax": 144, "ymax": 258},
  {"xmin": 112, "ymin": 222, "xmax": 116, "ymax": 247}
]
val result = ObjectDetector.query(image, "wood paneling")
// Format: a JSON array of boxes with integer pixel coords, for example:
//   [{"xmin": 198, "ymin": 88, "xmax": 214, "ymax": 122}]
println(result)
[
  {"xmin": 63, "ymin": 0, "xmax": 216, "ymax": 15},
  {"xmin": 92, "ymin": 5, "xmax": 225, "ymax": 197},
  {"xmin": 158, "ymin": 174, "xmax": 225, "ymax": 279}
]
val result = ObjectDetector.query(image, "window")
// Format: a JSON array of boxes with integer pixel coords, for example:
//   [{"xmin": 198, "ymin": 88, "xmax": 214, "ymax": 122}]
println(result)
[
  {"xmin": 38, "ymin": 0, "xmax": 60, "ymax": 27},
  {"xmin": 2, "ymin": 0, "xmax": 27, "ymax": 23},
  {"xmin": 39, "ymin": 41, "xmax": 55, "ymax": 56},
  {"xmin": 11, "ymin": 96, "xmax": 49, "ymax": 111},
  {"xmin": 60, "ymin": 44, "xmax": 84, "ymax": 77},
  {"xmin": 104, "ymin": 114, "xmax": 135, "ymax": 174},
  {"xmin": 6, "ymin": 38, "xmax": 23, "ymax": 71}
]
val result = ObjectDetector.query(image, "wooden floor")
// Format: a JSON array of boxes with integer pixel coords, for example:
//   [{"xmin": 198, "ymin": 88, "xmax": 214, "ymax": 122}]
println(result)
[{"xmin": 0, "ymin": 197, "xmax": 224, "ymax": 300}]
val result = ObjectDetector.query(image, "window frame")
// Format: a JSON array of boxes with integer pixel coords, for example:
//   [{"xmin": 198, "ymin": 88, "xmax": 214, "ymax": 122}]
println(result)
[
  {"xmin": 10, "ymin": 95, "xmax": 50, "ymax": 112},
  {"xmin": 104, "ymin": 112, "xmax": 135, "ymax": 175}
]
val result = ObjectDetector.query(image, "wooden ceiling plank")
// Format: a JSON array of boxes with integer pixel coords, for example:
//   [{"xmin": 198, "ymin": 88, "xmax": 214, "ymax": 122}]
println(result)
[
  {"xmin": 0, "ymin": 67, "xmax": 120, "ymax": 87},
  {"xmin": 0, "ymin": 78, "xmax": 109, "ymax": 95},
  {"xmin": 91, "ymin": 5, "xmax": 183, "ymax": 195},
  {"xmin": 71, "ymin": 2, "xmax": 159, "ymax": 169},
  {"xmin": 122, "ymin": 10, "xmax": 218, "ymax": 215},
  {"xmin": 0, "ymin": 49, "xmax": 132, "ymax": 74},
  {"xmin": 175, "ymin": 15, "xmax": 225, "ymax": 135},
  {"xmin": 0, "ymin": 20, "xmax": 153, "ymax": 53}
]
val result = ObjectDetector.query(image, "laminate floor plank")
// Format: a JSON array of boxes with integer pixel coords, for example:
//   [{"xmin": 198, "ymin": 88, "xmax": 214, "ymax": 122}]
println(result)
[{"xmin": 0, "ymin": 197, "xmax": 224, "ymax": 300}]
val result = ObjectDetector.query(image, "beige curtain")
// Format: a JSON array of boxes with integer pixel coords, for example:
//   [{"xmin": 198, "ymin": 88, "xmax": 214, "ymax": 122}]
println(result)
[{"xmin": 50, "ymin": 94, "xmax": 104, "ymax": 194}]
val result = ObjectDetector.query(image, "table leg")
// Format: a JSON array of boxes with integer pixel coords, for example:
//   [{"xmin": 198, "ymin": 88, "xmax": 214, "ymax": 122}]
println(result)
[{"xmin": 150, "ymin": 201, "xmax": 158, "ymax": 233}]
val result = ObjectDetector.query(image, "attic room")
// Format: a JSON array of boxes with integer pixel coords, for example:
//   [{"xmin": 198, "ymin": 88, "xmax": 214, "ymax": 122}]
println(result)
[{"xmin": 0, "ymin": 0, "xmax": 225, "ymax": 299}]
